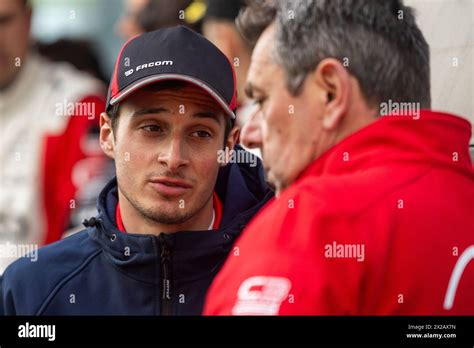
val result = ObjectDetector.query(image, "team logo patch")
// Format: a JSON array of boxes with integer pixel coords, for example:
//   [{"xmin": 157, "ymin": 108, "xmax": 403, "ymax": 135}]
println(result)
[{"xmin": 232, "ymin": 276, "xmax": 291, "ymax": 315}]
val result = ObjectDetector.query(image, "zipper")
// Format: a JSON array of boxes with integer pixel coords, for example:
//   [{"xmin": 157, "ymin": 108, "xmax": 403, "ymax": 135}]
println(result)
[{"xmin": 159, "ymin": 233, "xmax": 173, "ymax": 315}]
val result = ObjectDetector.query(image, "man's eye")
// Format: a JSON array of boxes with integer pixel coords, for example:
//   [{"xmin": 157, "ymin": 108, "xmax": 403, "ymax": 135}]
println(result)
[
  {"xmin": 191, "ymin": 130, "xmax": 211, "ymax": 138},
  {"xmin": 254, "ymin": 97, "xmax": 267, "ymax": 107},
  {"xmin": 0, "ymin": 15, "xmax": 16, "ymax": 26},
  {"xmin": 142, "ymin": 125, "xmax": 162, "ymax": 132}
]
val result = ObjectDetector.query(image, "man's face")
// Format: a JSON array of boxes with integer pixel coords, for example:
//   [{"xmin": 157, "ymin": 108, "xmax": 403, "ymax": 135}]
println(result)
[
  {"xmin": 104, "ymin": 84, "xmax": 230, "ymax": 225},
  {"xmin": 241, "ymin": 24, "xmax": 327, "ymax": 193},
  {"xmin": 0, "ymin": 0, "xmax": 31, "ymax": 89},
  {"xmin": 115, "ymin": 0, "xmax": 148, "ymax": 40}
]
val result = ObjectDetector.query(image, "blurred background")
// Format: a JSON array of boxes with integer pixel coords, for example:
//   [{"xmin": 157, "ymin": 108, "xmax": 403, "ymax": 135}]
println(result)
[
  {"xmin": 27, "ymin": 0, "xmax": 473, "ymax": 125},
  {"xmin": 31, "ymin": 0, "xmax": 122, "ymax": 80},
  {"xmin": 30, "ymin": 0, "xmax": 208, "ymax": 81},
  {"xmin": 0, "ymin": 0, "xmax": 473, "ymax": 273}
]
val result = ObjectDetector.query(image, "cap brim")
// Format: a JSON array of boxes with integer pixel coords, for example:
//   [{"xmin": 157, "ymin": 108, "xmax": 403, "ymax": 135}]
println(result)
[{"xmin": 109, "ymin": 74, "xmax": 236, "ymax": 120}]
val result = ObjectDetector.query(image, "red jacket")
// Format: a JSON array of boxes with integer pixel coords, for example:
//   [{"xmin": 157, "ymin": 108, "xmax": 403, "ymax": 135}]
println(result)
[
  {"xmin": 0, "ymin": 54, "xmax": 107, "ymax": 274},
  {"xmin": 42, "ymin": 95, "xmax": 106, "ymax": 244},
  {"xmin": 204, "ymin": 110, "xmax": 474, "ymax": 315}
]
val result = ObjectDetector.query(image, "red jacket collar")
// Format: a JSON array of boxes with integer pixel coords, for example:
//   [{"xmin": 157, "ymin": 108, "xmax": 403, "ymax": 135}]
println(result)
[{"xmin": 298, "ymin": 110, "xmax": 473, "ymax": 180}]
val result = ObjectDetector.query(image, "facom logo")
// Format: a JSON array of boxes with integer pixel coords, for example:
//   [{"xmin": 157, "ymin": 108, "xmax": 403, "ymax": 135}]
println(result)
[{"xmin": 124, "ymin": 60, "xmax": 174, "ymax": 77}]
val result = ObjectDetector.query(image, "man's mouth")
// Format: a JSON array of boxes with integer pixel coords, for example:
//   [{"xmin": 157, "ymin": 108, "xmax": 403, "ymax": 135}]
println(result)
[
  {"xmin": 148, "ymin": 178, "xmax": 193, "ymax": 197},
  {"xmin": 151, "ymin": 178, "xmax": 193, "ymax": 187}
]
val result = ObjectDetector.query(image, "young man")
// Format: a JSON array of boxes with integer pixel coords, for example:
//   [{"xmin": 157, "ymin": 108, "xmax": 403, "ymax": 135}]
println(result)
[
  {"xmin": 205, "ymin": 0, "xmax": 474, "ymax": 315},
  {"xmin": 0, "ymin": 26, "xmax": 273, "ymax": 315}
]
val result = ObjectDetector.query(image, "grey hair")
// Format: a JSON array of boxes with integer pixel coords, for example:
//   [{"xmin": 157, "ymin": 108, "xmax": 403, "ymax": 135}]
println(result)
[{"xmin": 237, "ymin": 0, "xmax": 431, "ymax": 108}]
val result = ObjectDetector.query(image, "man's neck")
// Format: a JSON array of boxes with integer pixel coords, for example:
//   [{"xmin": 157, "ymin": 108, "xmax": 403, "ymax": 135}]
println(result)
[{"xmin": 117, "ymin": 191, "xmax": 215, "ymax": 235}]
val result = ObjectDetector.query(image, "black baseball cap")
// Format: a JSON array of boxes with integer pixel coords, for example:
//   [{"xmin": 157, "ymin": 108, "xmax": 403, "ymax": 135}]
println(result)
[{"xmin": 106, "ymin": 26, "xmax": 237, "ymax": 120}]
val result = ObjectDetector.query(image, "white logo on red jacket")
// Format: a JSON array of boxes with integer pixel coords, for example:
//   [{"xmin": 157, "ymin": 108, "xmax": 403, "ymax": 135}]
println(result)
[
  {"xmin": 232, "ymin": 276, "xmax": 291, "ymax": 315},
  {"xmin": 444, "ymin": 245, "xmax": 474, "ymax": 310}
]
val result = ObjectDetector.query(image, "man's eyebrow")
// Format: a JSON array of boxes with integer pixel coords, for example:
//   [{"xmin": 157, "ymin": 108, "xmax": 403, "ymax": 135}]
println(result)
[
  {"xmin": 0, "ymin": 13, "xmax": 16, "ymax": 24},
  {"xmin": 193, "ymin": 111, "xmax": 222, "ymax": 126},
  {"xmin": 132, "ymin": 107, "xmax": 169, "ymax": 116},
  {"xmin": 245, "ymin": 82, "xmax": 265, "ymax": 99}
]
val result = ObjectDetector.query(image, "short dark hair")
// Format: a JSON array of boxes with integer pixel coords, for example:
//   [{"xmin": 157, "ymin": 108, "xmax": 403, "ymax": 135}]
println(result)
[
  {"xmin": 237, "ymin": 0, "xmax": 431, "ymax": 109},
  {"xmin": 107, "ymin": 81, "xmax": 234, "ymax": 146}
]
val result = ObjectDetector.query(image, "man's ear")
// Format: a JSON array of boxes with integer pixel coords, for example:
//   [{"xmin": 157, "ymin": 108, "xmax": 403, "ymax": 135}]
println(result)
[
  {"xmin": 312, "ymin": 58, "xmax": 351, "ymax": 130},
  {"xmin": 99, "ymin": 112, "xmax": 115, "ymax": 159},
  {"xmin": 220, "ymin": 125, "xmax": 240, "ymax": 166},
  {"xmin": 226, "ymin": 125, "xmax": 240, "ymax": 151}
]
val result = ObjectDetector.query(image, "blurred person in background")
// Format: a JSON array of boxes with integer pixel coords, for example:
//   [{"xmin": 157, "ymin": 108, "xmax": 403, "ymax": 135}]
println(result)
[
  {"xmin": 205, "ymin": 0, "xmax": 474, "ymax": 315},
  {"xmin": 203, "ymin": 0, "xmax": 260, "ymax": 156},
  {"xmin": 0, "ymin": 0, "xmax": 106, "ymax": 273},
  {"xmin": 35, "ymin": 38, "xmax": 117, "ymax": 235},
  {"xmin": 116, "ymin": 0, "xmax": 206, "ymax": 40},
  {"xmin": 203, "ymin": 0, "xmax": 250, "ymax": 118},
  {"xmin": 36, "ymin": 39, "xmax": 108, "ymax": 83}
]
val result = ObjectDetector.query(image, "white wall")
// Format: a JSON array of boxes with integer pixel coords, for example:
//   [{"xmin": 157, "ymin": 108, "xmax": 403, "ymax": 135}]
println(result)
[{"xmin": 405, "ymin": 0, "xmax": 474, "ymax": 143}]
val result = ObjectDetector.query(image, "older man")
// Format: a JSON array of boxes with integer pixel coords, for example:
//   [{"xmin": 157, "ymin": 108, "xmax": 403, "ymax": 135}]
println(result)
[{"xmin": 205, "ymin": 0, "xmax": 474, "ymax": 315}]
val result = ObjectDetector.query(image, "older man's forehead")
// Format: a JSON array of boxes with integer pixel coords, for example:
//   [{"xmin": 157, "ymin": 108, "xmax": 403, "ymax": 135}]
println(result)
[
  {"xmin": 252, "ymin": 26, "xmax": 276, "ymax": 63},
  {"xmin": 247, "ymin": 24, "xmax": 278, "ymax": 86}
]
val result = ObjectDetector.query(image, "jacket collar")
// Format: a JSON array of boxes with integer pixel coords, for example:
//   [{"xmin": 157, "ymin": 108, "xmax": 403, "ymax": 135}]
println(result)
[{"xmin": 299, "ymin": 110, "xmax": 473, "ymax": 180}]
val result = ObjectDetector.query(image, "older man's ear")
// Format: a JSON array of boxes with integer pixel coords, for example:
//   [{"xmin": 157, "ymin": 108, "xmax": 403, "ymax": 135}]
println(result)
[
  {"xmin": 99, "ymin": 112, "xmax": 115, "ymax": 159},
  {"xmin": 311, "ymin": 58, "xmax": 351, "ymax": 131}
]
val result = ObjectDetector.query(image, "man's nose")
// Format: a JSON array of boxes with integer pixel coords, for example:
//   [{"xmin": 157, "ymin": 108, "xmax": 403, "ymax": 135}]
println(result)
[
  {"xmin": 157, "ymin": 136, "xmax": 189, "ymax": 171},
  {"xmin": 241, "ymin": 110, "xmax": 263, "ymax": 150}
]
